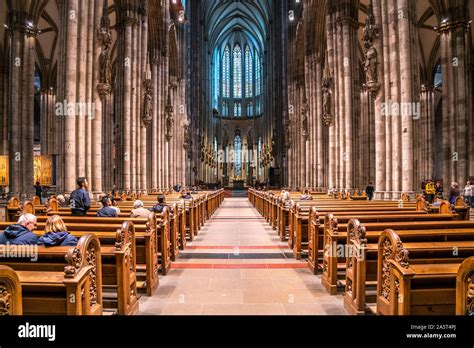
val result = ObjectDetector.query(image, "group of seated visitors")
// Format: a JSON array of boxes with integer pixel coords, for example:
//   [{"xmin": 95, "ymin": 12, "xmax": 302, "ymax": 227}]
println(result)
[
  {"xmin": 0, "ymin": 214, "xmax": 78, "ymax": 247},
  {"xmin": 126, "ymin": 196, "xmax": 172, "ymax": 218},
  {"xmin": 180, "ymin": 189, "xmax": 192, "ymax": 199}
]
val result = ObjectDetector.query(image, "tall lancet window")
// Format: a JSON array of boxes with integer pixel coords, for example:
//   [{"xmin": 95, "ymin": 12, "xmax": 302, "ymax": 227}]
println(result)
[
  {"xmin": 213, "ymin": 49, "xmax": 220, "ymax": 108},
  {"xmin": 245, "ymin": 46, "xmax": 253, "ymax": 98},
  {"xmin": 223, "ymin": 46, "xmax": 231, "ymax": 98},
  {"xmin": 255, "ymin": 52, "xmax": 261, "ymax": 96},
  {"xmin": 234, "ymin": 135, "xmax": 242, "ymax": 177},
  {"xmin": 233, "ymin": 44, "xmax": 242, "ymax": 98}
]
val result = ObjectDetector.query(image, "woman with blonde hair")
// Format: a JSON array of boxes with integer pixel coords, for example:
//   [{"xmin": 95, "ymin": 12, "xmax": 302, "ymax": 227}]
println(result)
[{"xmin": 38, "ymin": 215, "xmax": 78, "ymax": 247}]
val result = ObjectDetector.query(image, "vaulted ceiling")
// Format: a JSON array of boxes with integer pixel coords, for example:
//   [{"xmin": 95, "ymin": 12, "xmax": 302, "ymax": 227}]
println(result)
[{"xmin": 202, "ymin": 0, "xmax": 272, "ymax": 54}]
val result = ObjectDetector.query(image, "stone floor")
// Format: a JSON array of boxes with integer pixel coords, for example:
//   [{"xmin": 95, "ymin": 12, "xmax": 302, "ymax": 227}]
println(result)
[{"xmin": 138, "ymin": 197, "xmax": 348, "ymax": 315}]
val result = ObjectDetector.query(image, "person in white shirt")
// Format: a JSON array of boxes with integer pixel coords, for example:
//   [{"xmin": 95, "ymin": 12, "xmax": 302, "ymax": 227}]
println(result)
[
  {"xmin": 462, "ymin": 181, "xmax": 473, "ymax": 208},
  {"xmin": 131, "ymin": 200, "xmax": 152, "ymax": 218}
]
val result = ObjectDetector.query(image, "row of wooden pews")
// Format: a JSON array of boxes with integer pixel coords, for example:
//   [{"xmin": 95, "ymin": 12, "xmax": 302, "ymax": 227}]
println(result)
[
  {"xmin": 0, "ymin": 234, "xmax": 103, "ymax": 315},
  {"xmin": 249, "ymin": 188, "xmax": 474, "ymax": 316},
  {"xmin": 0, "ymin": 189, "xmax": 225, "ymax": 315}
]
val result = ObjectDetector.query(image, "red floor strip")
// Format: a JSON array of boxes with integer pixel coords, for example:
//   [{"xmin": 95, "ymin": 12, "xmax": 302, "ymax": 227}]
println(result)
[{"xmin": 171, "ymin": 263, "xmax": 308, "ymax": 269}]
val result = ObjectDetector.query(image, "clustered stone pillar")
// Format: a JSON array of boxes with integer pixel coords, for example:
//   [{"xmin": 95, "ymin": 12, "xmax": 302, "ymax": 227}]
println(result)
[
  {"xmin": 416, "ymin": 85, "xmax": 435, "ymax": 181},
  {"xmin": 325, "ymin": 0, "xmax": 360, "ymax": 191},
  {"xmin": 57, "ymin": 0, "xmax": 105, "ymax": 195},
  {"xmin": 40, "ymin": 89, "xmax": 57, "ymax": 155},
  {"xmin": 115, "ymin": 0, "xmax": 150, "ymax": 193},
  {"xmin": 0, "ymin": 64, "xmax": 8, "ymax": 155},
  {"xmin": 371, "ymin": 0, "xmax": 419, "ymax": 199},
  {"xmin": 438, "ymin": 11, "xmax": 472, "ymax": 186},
  {"xmin": 6, "ymin": 11, "xmax": 38, "ymax": 198}
]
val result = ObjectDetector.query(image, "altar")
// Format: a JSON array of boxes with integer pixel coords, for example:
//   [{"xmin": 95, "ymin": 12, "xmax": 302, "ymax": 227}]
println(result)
[{"xmin": 233, "ymin": 180, "xmax": 244, "ymax": 190}]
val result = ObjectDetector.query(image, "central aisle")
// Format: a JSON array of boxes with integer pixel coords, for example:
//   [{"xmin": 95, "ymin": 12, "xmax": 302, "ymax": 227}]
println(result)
[{"xmin": 139, "ymin": 198, "xmax": 348, "ymax": 315}]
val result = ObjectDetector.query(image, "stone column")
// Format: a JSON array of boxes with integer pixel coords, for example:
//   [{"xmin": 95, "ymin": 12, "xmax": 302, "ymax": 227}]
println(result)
[
  {"xmin": 438, "ymin": 13, "xmax": 471, "ymax": 185},
  {"xmin": 63, "ymin": 0, "xmax": 79, "ymax": 192},
  {"xmin": 372, "ymin": 0, "xmax": 386, "ymax": 199},
  {"xmin": 115, "ymin": 10, "xmax": 134, "ymax": 191},
  {"xmin": 398, "ymin": 0, "xmax": 416, "ymax": 194},
  {"xmin": 151, "ymin": 56, "xmax": 159, "ymax": 191}
]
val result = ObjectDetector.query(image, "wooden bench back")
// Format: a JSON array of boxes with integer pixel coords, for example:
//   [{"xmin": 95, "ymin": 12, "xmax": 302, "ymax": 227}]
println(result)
[
  {"xmin": 0, "ymin": 265, "xmax": 22, "ymax": 315},
  {"xmin": 456, "ymin": 257, "xmax": 474, "ymax": 315}
]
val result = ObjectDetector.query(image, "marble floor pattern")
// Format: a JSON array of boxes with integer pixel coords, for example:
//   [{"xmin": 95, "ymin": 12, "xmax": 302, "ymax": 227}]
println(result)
[{"xmin": 138, "ymin": 197, "xmax": 348, "ymax": 315}]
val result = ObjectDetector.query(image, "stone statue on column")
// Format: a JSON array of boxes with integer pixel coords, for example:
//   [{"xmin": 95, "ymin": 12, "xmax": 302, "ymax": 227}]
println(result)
[
  {"xmin": 183, "ymin": 121, "xmax": 192, "ymax": 159},
  {"xmin": 97, "ymin": 14, "xmax": 113, "ymax": 98},
  {"xmin": 165, "ymin": 93, "xmax": 174, "ymax": 142},
  {"xmin": 142, "ymin": 78, "xmax": 153, "ymax": 127},
  {"xmin": 301, "ymin": 99, "xmax": 309, "ymax": 140},
  {"xmin": 284, "ymin": 120, "xmax": 291, "ymax": 149},
  {"xmin": 363, "ymin": 0, "xmax": 380, "ymax": 94},
  {"xmin": 97, "ymin": 24, "xmax": 112, "ymax": 86},
  {"xmin": 270, "ymin": 134, "xmax": 277, "ymax": 162},
  {"xmin": 322, "ymin": 76, "xmax": 333, "ymax": 127}
]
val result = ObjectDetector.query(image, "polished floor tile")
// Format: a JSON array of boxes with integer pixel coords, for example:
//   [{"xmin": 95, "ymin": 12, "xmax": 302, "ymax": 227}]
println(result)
[{"xmin": 138, "ymin": 198, "xmax": 348, "ymax": 315}]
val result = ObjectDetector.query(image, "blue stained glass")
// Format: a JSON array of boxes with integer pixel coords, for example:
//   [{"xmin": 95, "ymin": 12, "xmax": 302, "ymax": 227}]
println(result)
[
  {"xmin": 234, "ymin": 135, "xmax": 242, "ymax": 177},
  {"xmin": 233, "ymin": 45, "xmax": 242, "ymax": 98},
  {"xmin": 245, "ymin": 46, "xmax": 253, "ymax": 98},
  {"xmin": 223, "ymin": 46, "xmax": 231, "ymax": 98}
]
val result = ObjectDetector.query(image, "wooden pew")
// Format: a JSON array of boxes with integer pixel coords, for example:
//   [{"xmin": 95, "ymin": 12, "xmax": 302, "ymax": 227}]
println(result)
[
  {"xmin": 456, "ymin": 256, "xmax": 474, "ymax": 315},
  {"xmin": 293, "ymin": 202, "xmax": 423, "ymax": 260},
  {"xmin": 46, "ymin": 201, "xmax": 170, "ymax": 280},
  {"xmin": 321, "ymin": 213, "xmax": 466, "ymax": 295},
  {"xmin": 0, "ymin": 234, "xmax": 103, "ymax": 315},
  {"xmin": 0, "ymin": 265, "xmax": 23, "ymax": 315},
  {"xmin": 34, "ymin": 213, "xmax": 160, "ymax": 294},
  {"xmin": 376, "ymin": 229, "xmax": 474, "ymax": 315},
  {"xmin": 307, "ymin": 206, "xmax": 437, "ymax": 274},
  {"xmin": 6, "ymin": 197, "xmax": 20, "ymax": 222},
  {"xmin": 344, "ymin": 221, "xmax": 474, "ymax": 314},
  {"xmin": 0, "ymin": 223, "xmax": 139, "ymax": 315},
  {"xmin": 285, "ymin": 199, "xmax": 419, "ymax": 245}
]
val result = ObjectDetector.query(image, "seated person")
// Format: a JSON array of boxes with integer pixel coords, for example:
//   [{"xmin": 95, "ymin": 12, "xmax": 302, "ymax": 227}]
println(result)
[
  {"xmin": 191, "ymin": 186, "xmax": 198, "ymax": 194},
  {"xmin": 38, "ymin": 215, "xmax": 78, "ymax": 247},
  {"xmin": 180, "ymin": 189, "xmax": 192, "ymax": 199},
  {"xmin": 97, "ymin": 196, "xmax": 118, "ymax": 217},
  {"xmin": 131, "ymin": 200, "xmax": 152, "ymax": 218},
  {"xmin": 56, "ymin": 194, "xmax": 70, "ymax": 207},
  {"xmin": 149, "ymin": 196, "xmax": 167, "ymax": 213},
  {"xmin": 0, "ymin": 214, "xmax": 39, "ymax": 245},
  {"xmin": 300, "ymin": 189, "xmax": 313, "ymax": 201}
]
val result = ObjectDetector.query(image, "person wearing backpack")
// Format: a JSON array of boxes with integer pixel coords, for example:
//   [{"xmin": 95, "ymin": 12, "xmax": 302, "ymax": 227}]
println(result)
[{"xmin": 69, "ymin": 177, "xmax": 91, "ymax": 216}]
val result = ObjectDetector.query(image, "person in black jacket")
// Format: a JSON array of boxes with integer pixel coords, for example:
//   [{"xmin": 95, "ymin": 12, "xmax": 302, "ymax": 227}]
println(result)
[
  {"xmin": 97, "ymin": 196, "xmax": 118, "ymax": 217},
  {"xmin": 34, "ymin": 181, "xmax": 43, "ymax": 200},
  {"xmin": 0, "ymin": 214, "xmax": 38, "ymax": 245},
  {"xmin": 365, "ymin": 182, "xmax": 375, "ymax": 201},
  {"xmin": 69, "ymin": 177, "xmax": 91, "ymax": 216},
  {"xmin": 150, "ymin": 196, "xmax": 168, "ymax": 213}
]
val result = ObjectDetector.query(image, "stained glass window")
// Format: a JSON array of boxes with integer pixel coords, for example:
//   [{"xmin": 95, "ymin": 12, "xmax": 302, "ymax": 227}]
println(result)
[
  {"xmin": 234, "ymin": 135, "xmax": 242, "ymax": 177},
  {"xmin": 245, "ymin": 46, "xmax": 253, "ymax": 98},
  {"xmin": 255, "ymin": 52, "xmax": 261, "ymax": 96},
  {"xmin": 213, "ymin": 49, "xmax": 220, "ymax": 108},
  {"xmin": 233, "ymin": 45, "xmax": 242, "ymax": 98},
  {"xmin": 234, "ymin": 102, "xmax": 241, "ymax": 117},
  {"xmin": 223, "ymin": 46, "xmax": 230, "ymax": 98},
  {"xmin": 247, "ymin": 102, "xmax": 253, "ymax": 117}
]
